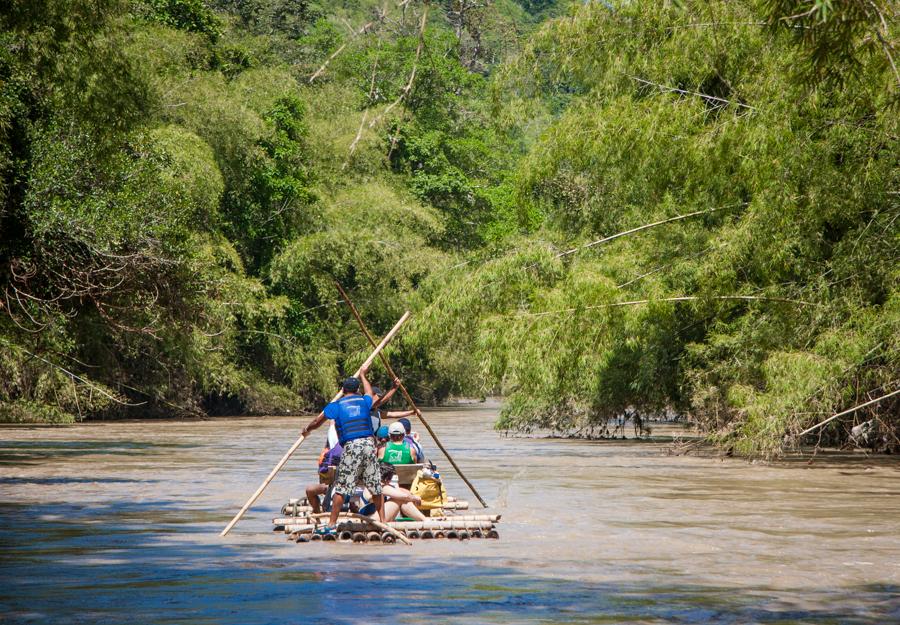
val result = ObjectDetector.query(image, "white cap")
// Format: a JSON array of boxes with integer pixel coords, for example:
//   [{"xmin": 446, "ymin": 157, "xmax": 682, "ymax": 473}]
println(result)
[{"xmin": 388, "ymin": 422, "xmax": 405, "ymax": 435}]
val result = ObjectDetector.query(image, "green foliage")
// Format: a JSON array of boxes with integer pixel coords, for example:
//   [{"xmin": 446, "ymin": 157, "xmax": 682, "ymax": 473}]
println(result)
[
  {"xmin": 411, "ymin": 0, "xmax": 899, "ymax": 454},
  {"xmin": 142, "ymin": 0, "xmax": 223, "ymax": 41},
  {"xmin": 763, "ymin": 0, "xmax": 899, "ymax": 99},
  {"xmin": 3, "ymin": 0, "xmax": 894, "ymax": 459}
]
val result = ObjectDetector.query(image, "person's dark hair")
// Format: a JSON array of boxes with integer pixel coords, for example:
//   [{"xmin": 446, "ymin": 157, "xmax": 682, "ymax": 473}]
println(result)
[
  {"xmin": 372, "ymin": 386, "xmax": 383, "ymax": 397},
  {"xmin": 379, "ymin": 460, "xmax": 395, "ymax": 482},
  {"xmin": 342, "ymin": 377, "xmax": 360, "ymax": 393},
  {"xmin": 398, "ymin": 417, "xmax": 412, "ymax": 434}
]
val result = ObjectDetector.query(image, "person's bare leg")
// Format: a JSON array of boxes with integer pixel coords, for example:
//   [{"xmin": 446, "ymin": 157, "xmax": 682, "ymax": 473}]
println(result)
[
  {"xmin": 329, "ymin": 493, "xmax": 345, "ymax": 527},
  {"xmin": 399, "ymin": 501, "xmax": 427, "ymax": 521},
  {"xmin": 376, "ymin": 500, "xmax": 401, "ymax": 522},
  {"xmin": 372, "ymin": 493, "xmax": 385, "ymax": 522},
  {"xmin": 306, "ymin": 483, "xmax": 326, "ymax": 514}
]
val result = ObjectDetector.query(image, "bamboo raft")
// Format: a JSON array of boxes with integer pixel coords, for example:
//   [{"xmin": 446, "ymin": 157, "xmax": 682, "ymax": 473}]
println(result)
[{"xmin": 275, "ymin": 497, "xmax": 501, "ymax": 542}]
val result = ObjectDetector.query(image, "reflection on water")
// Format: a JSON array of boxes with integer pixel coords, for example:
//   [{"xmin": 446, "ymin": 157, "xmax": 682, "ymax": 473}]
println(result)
[{"xmin": 1, "ymin": 404, "xmax": 898, "ymax": 624}]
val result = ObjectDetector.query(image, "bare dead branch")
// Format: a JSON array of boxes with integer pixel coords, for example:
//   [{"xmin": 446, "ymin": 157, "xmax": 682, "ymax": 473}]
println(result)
[
  {"xmin": 0, "ymin": 338, "xmax": 146, "ymax": 407},
  {"xmin": 630, "ymin": 76, "xmax": 758, "ymax": 111},
  {"xmin": 510, "ymin": 295, "xmax": 818, "ymax": 319},
  {"xmin": 308, "ymin": 6, "xmax": 388, "ymax": 84},
  {"xmin": 345, "ymin": 2, "xmax": 429, "ymax": 165}
]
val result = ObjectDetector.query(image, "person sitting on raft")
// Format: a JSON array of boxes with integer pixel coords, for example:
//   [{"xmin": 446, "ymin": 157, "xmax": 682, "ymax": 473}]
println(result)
[
  {"xmin": 375, "ymin": 424, "xmax": 390, "ymax": 447},
  {"xmin": 305, "ymin": 442, "xmax": 342, "ymax": 514},
  {"xmin": 372, "ymin": 461, "xmax": 426, "ymax": 522},
  {"xmin": 397, "ymin": 416, "xmax": 425, "ymax": 462},
  {"xmin": 300, "ymin": 366, "xmax": 385, "ymax": 535},
  {"xmin": 379, "ymin": 421, "xmax": 418, "ymax": 465}
]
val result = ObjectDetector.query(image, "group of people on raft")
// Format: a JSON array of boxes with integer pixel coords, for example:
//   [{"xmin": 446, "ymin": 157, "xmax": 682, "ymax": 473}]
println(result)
[{"xmin": 299, "ymin": 365, "xmax": 431, "ymax": 536}]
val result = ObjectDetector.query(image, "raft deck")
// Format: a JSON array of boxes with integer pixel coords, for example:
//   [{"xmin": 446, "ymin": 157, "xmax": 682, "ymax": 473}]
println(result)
[{"xmin": 275, "ymin": 497, "xmax": 501, "ymax": 542}]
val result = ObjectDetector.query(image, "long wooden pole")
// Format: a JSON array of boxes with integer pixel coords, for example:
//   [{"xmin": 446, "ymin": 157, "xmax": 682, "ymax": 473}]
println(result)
[
  {"xmin": 335, "ymin": 282, "xmax": 489, "ymax": 508},
  {"xmin": 220, "ymin": 311, "xmax": 412, "ymax": 536}
]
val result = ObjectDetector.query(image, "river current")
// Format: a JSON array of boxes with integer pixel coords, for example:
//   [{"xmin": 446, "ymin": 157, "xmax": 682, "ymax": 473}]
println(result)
[{"xmin": 1, "ymin": 403, "xmax": 898, "ymax": 624}]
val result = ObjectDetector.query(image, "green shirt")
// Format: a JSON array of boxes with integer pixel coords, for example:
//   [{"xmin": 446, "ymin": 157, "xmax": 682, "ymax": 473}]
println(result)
[{"xmin": 383, "ymin": 440, "xmax": 413, "ymax": 465}]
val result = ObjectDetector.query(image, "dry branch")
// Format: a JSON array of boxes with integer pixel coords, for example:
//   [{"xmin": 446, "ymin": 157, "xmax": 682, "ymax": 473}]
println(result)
[
  {"xmin": 511, "ymin": 295, "xmax": 816, "ymax": 319},
  {"xmin": 555, "ymin": 204, "xmax": 742, "ymax": 259},
  {"xmin": 308, "ymin": 8, "xmax": 387, "ymax": 84},
  {"xmin": 345, "ymin": 2, "xmax": 429, "ymax": 165},
  {"xmin": 630, "ymin": 76, "xmax": 758, "ymax": 111}
]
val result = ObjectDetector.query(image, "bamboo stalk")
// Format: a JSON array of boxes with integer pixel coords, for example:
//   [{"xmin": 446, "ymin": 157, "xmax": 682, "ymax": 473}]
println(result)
[
  {"xmin": 795, "ymin": 387, "xmax": 900, "ymax": 438},
  {"xmin": 220, "ymin": 312, "xmax": 412, "ymax": 537},
  {"xmin": 335, "ymin": 282, "xmax": 489, "ymax": 508}
]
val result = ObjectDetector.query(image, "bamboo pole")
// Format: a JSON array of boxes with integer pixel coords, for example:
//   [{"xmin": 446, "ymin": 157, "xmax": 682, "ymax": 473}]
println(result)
[
  {"xmin": 795, "ymin": 387, "xmax": 900, "ymax": 438},
  {"xmin": 335, "ymin": 282, "xmax": 489, "ymax": 508},
  {"xmin": 220, "ymin": 311, "xmax": 412, "ymax": 537}
]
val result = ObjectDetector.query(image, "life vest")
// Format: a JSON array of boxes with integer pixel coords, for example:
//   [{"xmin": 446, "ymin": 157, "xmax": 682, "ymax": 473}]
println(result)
[
  {"xmin": 383, "ymin": 440, "xmax": 413, "ymax": 465},
  {"xmin": 325, "ymin": 395, "xmax": 374, "ymax": 445}
]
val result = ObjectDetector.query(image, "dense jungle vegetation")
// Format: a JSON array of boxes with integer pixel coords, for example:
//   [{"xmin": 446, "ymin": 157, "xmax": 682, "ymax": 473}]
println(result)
[{"xmin": 1, "ymin": 0, "xmax": 897, "ymax": 457}]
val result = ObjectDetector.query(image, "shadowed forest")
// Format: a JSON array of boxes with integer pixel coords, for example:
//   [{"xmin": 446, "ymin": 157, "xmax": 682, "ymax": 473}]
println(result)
[{"xmin": 1, "ymin": 0, "xmax": 897, "ymax": 457}]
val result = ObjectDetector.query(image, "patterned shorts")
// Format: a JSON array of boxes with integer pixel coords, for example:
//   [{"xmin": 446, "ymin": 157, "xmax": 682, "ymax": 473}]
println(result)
[{"xmin": 333, "ymin": 437, "xmax": 382, "ymax": 498}]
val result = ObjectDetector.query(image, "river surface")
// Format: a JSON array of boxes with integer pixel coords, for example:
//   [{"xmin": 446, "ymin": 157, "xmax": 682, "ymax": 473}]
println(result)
[{"xmin": 1, "ymin": 403, "xmax": 898, "ymax": 624}]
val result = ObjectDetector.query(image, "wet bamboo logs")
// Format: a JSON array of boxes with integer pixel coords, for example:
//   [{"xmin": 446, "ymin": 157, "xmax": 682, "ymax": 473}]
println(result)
[
  {"xmin": 352, "ymin": 532, "xmax": 366, "ymax": 543},
  {"xmin": 273, "ymin": 513, "xmax": 500, "ymax": 526},
  {"xmin": 441, "ymin": 501, "xmax": 470, "ymax": 510},
  {"xmin": 381, "ymin": 532, "xmax": 396, "ymax": 544},
  {"xmin": 293, "ymin": 520, "xmax": 495, "ymax": 532},
  {"xmin": 339, "ymin": 530, "xmax": 353, "ymax": 542},
  {"xmin": 284, "ymin": 520, "xmax": 495, "ymax": 533},
  {"xmin": 276, "ymin": 498, "xmax": 469, "ymax": 518},
  {"xmin": 366, "ymin": 531, "xmax": 381, "ymax": 543}
]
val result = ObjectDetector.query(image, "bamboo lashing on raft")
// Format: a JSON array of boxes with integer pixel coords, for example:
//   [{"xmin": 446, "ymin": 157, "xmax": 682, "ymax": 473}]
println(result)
[{"xmin": 220, "ymin": 311, "xmax": 412, "ymax": 537}]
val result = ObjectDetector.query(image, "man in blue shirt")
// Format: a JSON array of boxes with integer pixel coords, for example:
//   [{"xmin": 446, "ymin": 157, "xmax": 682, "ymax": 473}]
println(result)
[{"xmin": 300, "ymin": 365, "xmax": 384, "ymax": 534}]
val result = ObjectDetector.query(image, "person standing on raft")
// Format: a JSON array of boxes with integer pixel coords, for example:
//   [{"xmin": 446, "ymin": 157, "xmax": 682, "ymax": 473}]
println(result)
[{"xmin": 300, "ymin": 366, "xmax": 385, "ymax": 534}]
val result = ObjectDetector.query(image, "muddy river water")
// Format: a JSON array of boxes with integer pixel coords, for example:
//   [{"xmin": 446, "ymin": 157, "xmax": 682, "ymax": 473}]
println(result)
[{"xmin": 1, "ymin": 403, "xmax": 898, "ymax": 624}]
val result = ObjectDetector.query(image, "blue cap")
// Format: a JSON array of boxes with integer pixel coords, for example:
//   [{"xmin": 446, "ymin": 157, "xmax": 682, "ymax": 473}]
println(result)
[
  {"xmin": 342, "ymin": 377, "xmax": 360, "ymax": 393},
  {"xmin": 376, "ymin": 425, "xmax": 389, "ymax": 439}
]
